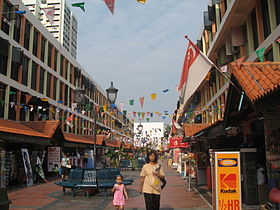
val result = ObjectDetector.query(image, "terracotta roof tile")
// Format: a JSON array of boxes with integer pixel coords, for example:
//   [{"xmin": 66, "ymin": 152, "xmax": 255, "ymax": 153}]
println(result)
[
  {"xmin": 230, "ymin": 62, "xmax": 280, "ymax": 102},
  {"xmin": 21, "ymin": 121, "xmax": 61, "ymax": 138},
  {"xmin": 0, "ymin": 119, "xmax": 48, "ymax": 138},
  {"xmin": 183, "ymin": 123, "xmax": 212, "ymax": 137},
  {"xmin": 64, "ymin": 133, "xmax": 94, "ymax": 144}
]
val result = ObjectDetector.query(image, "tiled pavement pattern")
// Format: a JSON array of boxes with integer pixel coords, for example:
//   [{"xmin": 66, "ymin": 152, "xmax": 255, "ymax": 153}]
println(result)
[{"xmin": 8, "ymin": 160, "xmax": 211, "ymax": 210}]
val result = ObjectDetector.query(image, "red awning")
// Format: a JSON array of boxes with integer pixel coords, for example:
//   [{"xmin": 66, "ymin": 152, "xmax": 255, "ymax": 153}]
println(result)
[{"xmin": 168, "ymin": 137, "xmax": 189, "ymax": 149}]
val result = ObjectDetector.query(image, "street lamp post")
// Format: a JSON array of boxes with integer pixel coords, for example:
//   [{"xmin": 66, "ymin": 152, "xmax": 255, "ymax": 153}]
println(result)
[{"xmin": 74, "ymin": 81, "xmax": 118, "ymax": 170}]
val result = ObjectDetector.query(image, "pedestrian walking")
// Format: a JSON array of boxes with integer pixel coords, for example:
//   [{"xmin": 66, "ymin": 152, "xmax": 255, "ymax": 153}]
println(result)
[
  {"xmin": 139, "ymin": 151, "xmax": 167, "ymax": 210},
  {"xmin": 61, "ymin": 153, "xmax": 71, "ymax": 180},
  {"xmin": 112, "ymin": 175, "xmax": 129, "ymax": 210}
]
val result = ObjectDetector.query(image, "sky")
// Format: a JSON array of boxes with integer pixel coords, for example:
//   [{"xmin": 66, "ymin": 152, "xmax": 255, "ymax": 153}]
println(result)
[{"xmin": 73, "ymin": 0, "xmax": 207, "ymax": 124}]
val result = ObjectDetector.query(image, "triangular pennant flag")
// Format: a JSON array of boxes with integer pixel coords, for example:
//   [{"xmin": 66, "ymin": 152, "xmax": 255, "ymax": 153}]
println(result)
[
  {"xmin": 162, "ymin": 116, "xmax": 166, "ymax": 119},
  {"xmin": 146, "ymin": 118, "xmax": 150, "ymax": 122},
  {"xmin": 129, "ymin": 99, "xmax": 134, "ymax": 106},
  {"xmin": 42, "ymin": 7, "xmax": 55, "ymax": 25},
  {"xmin": 123, "ymin": 110, "xmax": 127, "ymax": 116},
  {"xmin": 150, "ymin": 112, "xmax": 153, "ymax": 118},
  {"xmin": 103, "ymin": 0, "xmax": 115, "ymax": 15},
  {"xmin": 133, "ymin": 112, "xmax": 136, "ymax": 118},
  {"xmin": 137, "ymin": 0, "xmax": 146, "ymax": 4},
  {"xmin": 256, "ymin": 48, "xmax": 265, "ymax": 62},
  {"xmin": 235, "ymin": 56, "xmax": 245, "ymax": 69},
  {"xmin": 71, "ymin": 2, "xmax": 85, "ymax": 12},
  {"xmin": 15, "ymin": 10, "xmax": 26, "ymax": 14},
  {"xmin": 146, "ymin": 112, "xmax": 150, "ymax": 117},
  {"xmin": 25, "ymin": 95, "xmax": 32, "ymax": 104},
  {"xmin": 119, "ymin": 103, "xmax": 124, "ymax": 112},
  {"xmin": 150, "ymin": 93, "xmax": 156, "ymax": 100},
  {"xmin": 162, "ymin": 89, "xmax": 169, "ymax": 93},
  {"xmin": 220, "ymin": 65, "xmax": 228, "ymax": 73},
  {"xmin": 138, "ymin": 112, "xmax": 141, "ymax": 118},
  {"xmin": 103, "ymin": 105, "xmax": 107, "ymax": 112},
  {"xmin": 141, "ymin": 112, "xmax": 145, "ymax": 120},
  {"xmin": 41, "ymin": 98, "xmax": 48, "ymax": 102},
  {"xmin": 139, "ymin": 97, "xmax": 144, "ymax": 108}
]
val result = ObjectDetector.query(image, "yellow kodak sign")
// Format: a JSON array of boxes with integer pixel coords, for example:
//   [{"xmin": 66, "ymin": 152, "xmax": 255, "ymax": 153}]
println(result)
[{"xmin": 215, "ymin": 152, "xmax": 242, "ymax": 210}]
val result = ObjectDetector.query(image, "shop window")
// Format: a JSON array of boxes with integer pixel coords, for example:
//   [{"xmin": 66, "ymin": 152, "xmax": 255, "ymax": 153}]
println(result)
[
  {"xmin": 40, "ymin": 37, "xmax": 46, "ymax": 63},
  {"xmin": 31, "ymin": 62, "xmax": 37, "ymax": 91},
  {"xmin": 47, "ymin": 44, "xmax": 52, "ymax": 67},
  {"xmin": 22, "ymin": 56, "xmax": 29, "ymax": 86},
  {"xmin": 260, "ymin": 0, "xmax": 271, "ymax": 39},
  {"xmin": 13, "ymin": 14, "xmax": 21, "ymax": 43},
  {"xmin": 11, "ymin": 47, "xmax": 23, "ymax": 81},
  {"xmin": 53, "ymin": 77, "xmax": 57, "ymax": 100},
  {"xmin": 46, "ymin": 72, "xmax": 51, "ymax": 97},
  {"xmin": 0, "ymin": 83, "xmax": 6, "ymax": 118},
  {"xmin": 39, "ymin": 68, "xmax": 45, "ymax": 94},
  {"xmin": 275, "ymin": 0, "xmax": 280, "ymax": 26},
  {"xmin": 24, "ymin": 21, "xmax": 31, "ymax": 50},
  {"xmin": 251, "ymin": 9, "xmax": 259, "ymax": 50},
  {"xmin": 265, "ymin": 48, "xmax": 274, "ymax": 61},
  {"xmin": 29, "ymin": 110, "xmax": 34, "ymax": 121}
]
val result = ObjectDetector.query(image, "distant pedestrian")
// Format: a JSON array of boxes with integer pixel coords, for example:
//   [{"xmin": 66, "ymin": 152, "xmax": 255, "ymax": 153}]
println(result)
[
  {"xmin": 112, "ymin": 175, "xmax": 128, "ymax": 210},
  {"xmin": 139, "ymin": 151, "xmax": 166, "ymax": 210},
  {"xmin": 61, "ymin": 153, "xmax": 71, "ymax": 180}
]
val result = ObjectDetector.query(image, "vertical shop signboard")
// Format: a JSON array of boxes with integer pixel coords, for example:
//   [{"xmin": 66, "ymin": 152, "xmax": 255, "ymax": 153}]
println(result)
[
  {"xmin": 21, "ymin": 149, "xmax": 34, "ymax": 187},
  {"xmin": 47, "ymin": 147, "xmax": 61, "ymax": 172},
  {"xmin": 215, "ymin": 152, "xmax": 241, "ymax": 210}
]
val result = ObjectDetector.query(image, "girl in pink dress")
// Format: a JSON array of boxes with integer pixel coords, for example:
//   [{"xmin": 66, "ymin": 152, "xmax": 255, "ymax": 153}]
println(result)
[{"xmin": 112, "ymin": 175, "xmax": 128, "ymax": 210}]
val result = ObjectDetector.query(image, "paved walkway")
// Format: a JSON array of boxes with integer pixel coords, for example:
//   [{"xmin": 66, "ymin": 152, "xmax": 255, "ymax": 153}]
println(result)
[{"xmin": 8, "ymin": 160, "xmax": 211, "ymax": 210}]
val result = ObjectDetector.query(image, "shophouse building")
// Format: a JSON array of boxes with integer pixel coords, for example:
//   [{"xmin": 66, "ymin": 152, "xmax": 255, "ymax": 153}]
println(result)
[
  {"xmin": 0, "ymin": 0, "xmax": 134, "ymax": 188},
  {"xmin": 175, "ymin": 0, "xmax": 280, "ymax": 207}
]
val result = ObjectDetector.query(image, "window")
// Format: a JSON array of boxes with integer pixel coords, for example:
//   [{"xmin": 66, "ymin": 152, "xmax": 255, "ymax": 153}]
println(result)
[
  {"xmin": 54, "ymin": 50, "xmax": 58, "ymax": 71},
  {"xmin": 260, "ymin": 0, "xmax": 271, "ymax": 39},
  {"xmin": 11, "ymin": 62, "xmax": 19, "ymax": 81},
  {"xmin": 1, "ymin": 0, "xmax": 12, "ymax": 34},
  {"xmin": 33, "ymin": 30, "xmax": 39, "ymax": 56},
  {"xmin": 31, "ymin": 62, "xmax": 37, "ymax": 90},
  {"xmin": 48, "ymin": 44, "xmax": 52, "ymax": 67},
  {"xmin": 41, "ymin": 37, "xmax": 46, "ymax": 62},
  {"xmin": 0, "ymin": 55, "xmax": 8, "ymax": 76},
  {"xmin": 65, "ymin": 60, "xmax": 68, "ymax": 80},
  {"xmin": 13, "ymin": 14, "xmax": 21, "ymax": 43},
  {"xmin": 0, "ymin": 82, "xmax": 6, "ymax": 118},
  {"xmin": 251, "ymin": 9, "xmax": 259, "ymax": 50},
  {"xmin": 39, "ymin": 68, "xmax": 45, "ymax": 94},
  {"xmin": 8, "ymin": 87, "xmax": 17, "ymax": 121},
  {"xmin": 275, "ymin": 0, "xmax": 280, "ymax": 26},
  {"xmin": 64, "ymin": 85, "xmax": 68, "ymax": 106},
  {"xmin": 53, "ymin": 77, "xmax": 57, "ymax": 100},
  {"xmin": 24, "ymin": 21, "xmax": 31, "ymax": 50},
  {"xmin": 22, "ymin": 56, "xmax": 29, "ymax": 86},
  {"xmin": 46, "ymin": 72, "xmax": 51, "ymax": 97},
  {"xmin": 60, "ymin": 81, "xmax": 63, "ymax": 101},
  {"xmin": 60, "ymin": 55, "xmax": 64, "ymax": 76},
  {"xmin": 265, "ymin": 48, "xmax": 274, "ymax": 61}
]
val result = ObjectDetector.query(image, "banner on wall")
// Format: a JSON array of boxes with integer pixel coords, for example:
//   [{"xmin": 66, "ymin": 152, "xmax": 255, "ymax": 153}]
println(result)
[
  {"xmin": 47, "ymin": 147, "xmax": 61, "ymax": 172},
  {"xmin": 21, "ymin": 149, "xmax": 34, "ymax": 187},
  {"xmin": 168, "ymin": 137, "xmax": 189, "ymax": 149},
  {"xmin": 214, "ymin": 152, "xmax": 241, "ymax": 210}
]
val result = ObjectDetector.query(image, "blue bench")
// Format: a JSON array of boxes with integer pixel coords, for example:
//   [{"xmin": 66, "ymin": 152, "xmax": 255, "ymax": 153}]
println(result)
[
  {"xmin": 76, "ymin": 169, "xmax": 98, "ymax": 197},
  {"xmin": 55, "ymin": 168, "xmax": 84, "ymax": 196}
]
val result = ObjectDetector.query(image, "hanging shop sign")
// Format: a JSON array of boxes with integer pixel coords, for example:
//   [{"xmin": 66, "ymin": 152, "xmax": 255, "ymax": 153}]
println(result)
[
  {"xmin": 47, "ymin": 147, "xmax": 61, "ymax": 172},
  {"xmin": 21, "ymin": 149, "xmax": 34, "ymax": 187},
  {"xmin": 169, "ymin": 137, "xmax": 189, "ymax": 149},
  {"xmin": 214, "ymin": 152, "xmax": 241, "ymax": 210}
]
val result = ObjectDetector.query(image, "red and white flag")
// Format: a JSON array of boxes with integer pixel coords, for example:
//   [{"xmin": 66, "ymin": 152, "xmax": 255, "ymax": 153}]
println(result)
[
  {"xmin": 65, "ymin": 114, "xmax": 74, "ymax": 128},
  {"xmin": 104, "ymin": 0, "xmax": 115, "ymax": 15},
  {"xmin": 42, "ymin": 7, "xmax": 55, "ymax": 25},
  {"xmin": 178, "ymin": 37, "xmax": 213, "ymax": 106}
]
